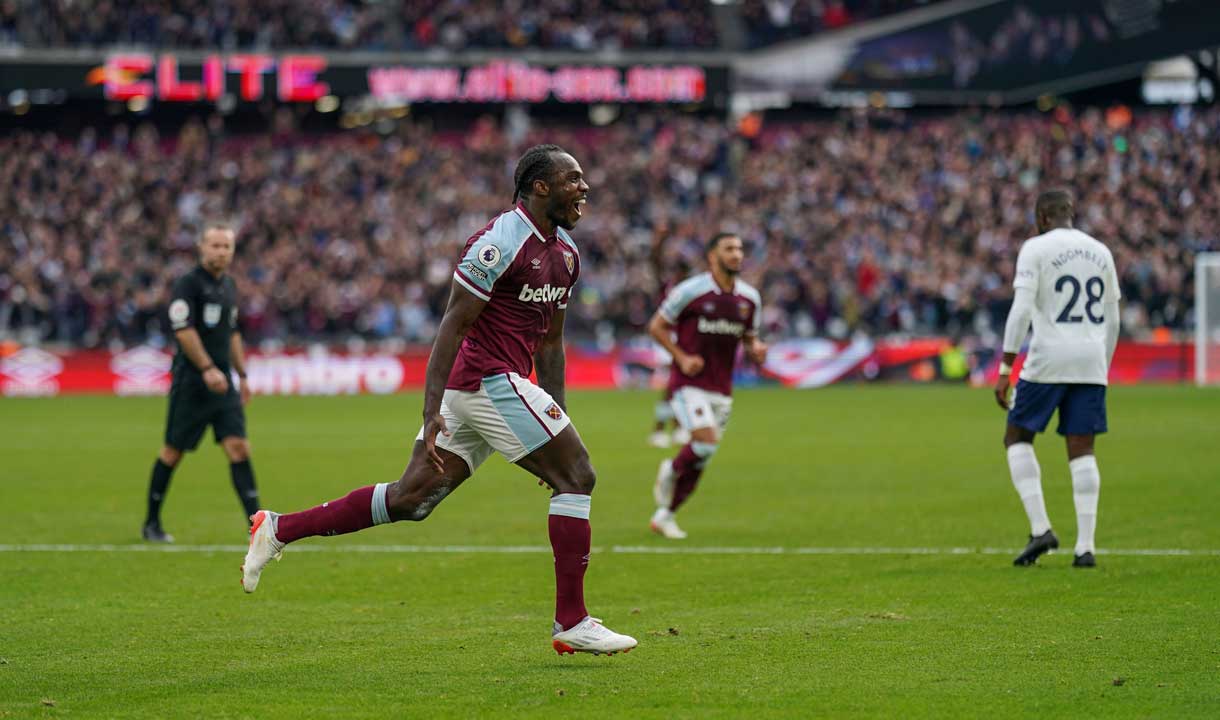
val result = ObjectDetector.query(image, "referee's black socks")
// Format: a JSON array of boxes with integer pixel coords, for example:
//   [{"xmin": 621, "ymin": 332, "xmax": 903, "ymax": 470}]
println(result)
[
  {"xmin": 230, "ymin": 460, "xmax": 260, "ymax": 522},
  {"xmin": 145, "ymin": 459, "xmax": 176, "ymax": 527}
]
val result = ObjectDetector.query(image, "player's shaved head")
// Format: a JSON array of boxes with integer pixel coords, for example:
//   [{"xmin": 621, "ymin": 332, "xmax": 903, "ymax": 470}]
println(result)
[{"xmin": 1035, "ymin": 189, "xmax": 1074, "ymax": 233}]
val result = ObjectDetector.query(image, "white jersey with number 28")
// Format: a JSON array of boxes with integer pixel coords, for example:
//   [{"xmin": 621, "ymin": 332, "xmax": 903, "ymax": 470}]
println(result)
[{"xmin": 1013, "ymin": 228, "xmax": 1120, "ymax": 385}]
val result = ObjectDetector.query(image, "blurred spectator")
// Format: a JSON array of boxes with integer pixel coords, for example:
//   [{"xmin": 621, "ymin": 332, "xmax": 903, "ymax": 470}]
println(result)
[
  {"xmin": 1, "ymin": 107, "xmax": 1216, "ymax": 350},
  {"xmin": 20, "ymin": 0, "xmax": 390, "ymax": 50},
  {"xmin": 13, "ymin": 0, "xmax": 716, "ymax": 51},
  {"xmin": 400, "ymin": 0, "xmax": 717, "ymax": 50}
]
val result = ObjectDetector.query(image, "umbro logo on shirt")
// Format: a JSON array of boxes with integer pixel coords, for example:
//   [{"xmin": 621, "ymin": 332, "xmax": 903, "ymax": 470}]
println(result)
[{"xmin": 518, "ymin": 283, "xmax": 567, "ymax": 303}]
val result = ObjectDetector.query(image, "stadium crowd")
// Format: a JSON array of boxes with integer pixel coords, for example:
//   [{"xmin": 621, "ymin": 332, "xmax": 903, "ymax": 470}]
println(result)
[
  {"xmin": 3, "ymin": 0, "xmax": 718, "ymax": 51},
  {"xmin": 1, "ymin": 106, "xmax": 1215, "ymax": 349}
]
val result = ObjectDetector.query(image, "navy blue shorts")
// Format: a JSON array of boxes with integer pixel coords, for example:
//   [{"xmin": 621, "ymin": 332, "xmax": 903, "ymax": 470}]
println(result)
[{"xmin": 1008, "ymin": 380, "xmax": 1107, "ymax": 436}]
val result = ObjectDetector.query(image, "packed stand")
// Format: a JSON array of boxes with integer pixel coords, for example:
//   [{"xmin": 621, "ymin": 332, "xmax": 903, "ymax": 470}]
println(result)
[
  {"xmin": 1, "ymin": 107, "xmax": 1216, "ymax": 350},
  {"xmin": 6, "ymin": 0, "xmax": 717, "ymax": 50},
  {"xmin": 741, "ymin": 0, "xmax": 942, "ymax": 48},
  {"xmin": 400, "ymin": 0, "xmax": 717, "ymax": 50},
  {"xmin": 9, "ymin": 0, "xmax": 391, "ymax": 50}
]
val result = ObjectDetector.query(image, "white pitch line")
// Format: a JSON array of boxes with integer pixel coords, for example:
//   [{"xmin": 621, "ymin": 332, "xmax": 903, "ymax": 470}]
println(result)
[{"xmin": 0, "ymin": 544, "xmax": 1217, "ymax": 557}]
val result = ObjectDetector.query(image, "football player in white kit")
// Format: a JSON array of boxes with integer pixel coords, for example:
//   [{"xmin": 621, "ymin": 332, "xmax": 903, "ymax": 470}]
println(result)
[{"xmin": 994, "ymin": 189, "xmax": 1121, "ymax": 568}]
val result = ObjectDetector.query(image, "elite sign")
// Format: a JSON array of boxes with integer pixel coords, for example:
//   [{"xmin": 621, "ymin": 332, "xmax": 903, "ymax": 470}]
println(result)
[{"xmin": 3, "ymin": 52, "xmax": 718, "ymax": 105}]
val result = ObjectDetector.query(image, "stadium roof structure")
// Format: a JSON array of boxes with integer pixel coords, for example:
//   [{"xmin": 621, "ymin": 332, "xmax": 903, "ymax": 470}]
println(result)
[{"xmin": 1, "ymin": 0, "xmax": 1217, "ymax": 108}]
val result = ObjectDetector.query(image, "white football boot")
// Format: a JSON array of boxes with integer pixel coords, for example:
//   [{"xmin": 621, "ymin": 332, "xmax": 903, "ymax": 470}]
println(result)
[
  {"xmin": 653, "ymin": 458, "xmax": 676, "ymax": 508},
  {"xmin": 241, "ymin": 510, "xmax": 285, "ymax": 593},
  {"xmin": 649, "ymin": 507, "xmax": 687, "ymax": 540},
  {"xmin": 552, "ymin": 616, "xmax": 638, "ymax": 656},
  {"xmin": 647, "ymin": 430, "xmax": 671, "ymax": 449}
]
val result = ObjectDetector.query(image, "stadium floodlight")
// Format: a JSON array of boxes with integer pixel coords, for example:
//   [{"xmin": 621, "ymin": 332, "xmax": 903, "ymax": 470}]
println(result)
[{"xmin": 1196, "ymin": 252, "xmax": 1220, "ymax": 386}]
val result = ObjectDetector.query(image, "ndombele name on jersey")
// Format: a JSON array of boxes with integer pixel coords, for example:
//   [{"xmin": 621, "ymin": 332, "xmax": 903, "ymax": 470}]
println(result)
[
  {"xmin": 518, "ymin": 283, "xmax": 568, "ymax": 303},
  {"xmin": 1050, "ymin": 248, "xmax": 1109, "ymax": 272},
  {"xmin": 697, "ymin": 316, "xmax": 745, "ymax": 336}
]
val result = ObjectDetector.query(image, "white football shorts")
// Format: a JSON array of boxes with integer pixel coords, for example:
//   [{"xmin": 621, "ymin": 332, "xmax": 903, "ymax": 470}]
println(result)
[
  {"xmin": 669, "ymin": 385, "xmax": 733, "ymax": 438},
  {"xmin": 415, "ymin": 372, "xmax": 571, "ymax": 471}
]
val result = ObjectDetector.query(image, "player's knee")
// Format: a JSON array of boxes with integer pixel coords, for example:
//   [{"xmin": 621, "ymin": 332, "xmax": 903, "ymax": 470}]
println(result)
[
  {"xmin": 1004, "ymin": 426, "xmax": 1031, "ymax": 448},
  {"xmin": 567, "ymin": 462, "xmax": 597, "ymax": 495},
  {"xmin": 1066, "ymin": 436, "xmax": 1094, "ymax": 460},
  {"xmin": 552, "ymin": 457, "xmax": 596, "ymax": 495},
  {"xmin": 692, "ymin": 441, "xmax": 718, "ymax": 460},
  {"xmin": 224, "ymin": 440, "xmax": 250, "ymax": 462},
  {"xmin": 158, "ymin": 447, "xmax": 183, "ymax": 466}
]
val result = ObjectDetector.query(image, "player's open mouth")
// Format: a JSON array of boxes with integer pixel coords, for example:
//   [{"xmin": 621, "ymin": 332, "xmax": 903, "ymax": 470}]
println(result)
[{"xmin": 572, "ymin": 197, "xmax": 586, "ymax": 217}]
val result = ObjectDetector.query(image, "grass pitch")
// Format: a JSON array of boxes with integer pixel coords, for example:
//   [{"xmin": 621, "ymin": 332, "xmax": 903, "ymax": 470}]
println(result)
[{"xmin": 1, "ymin": 385, "xmax": 1217, "ymax": 718}]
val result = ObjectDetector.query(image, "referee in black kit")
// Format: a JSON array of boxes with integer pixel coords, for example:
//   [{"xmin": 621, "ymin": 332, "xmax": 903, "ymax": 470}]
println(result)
[{"xmin": 142, "ymin": 220, "xmax": 260, "ymax": 542}]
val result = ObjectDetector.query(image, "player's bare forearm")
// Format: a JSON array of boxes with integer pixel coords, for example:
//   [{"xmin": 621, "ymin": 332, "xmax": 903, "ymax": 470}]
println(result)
[
  {"xmin": 423, "ymin": 283, "xmax": 486, "ymax": 418},
  {"xmin": 175, "ymin": 328, "xmax": 215, "ymax": 371},
  {"xmin": 648, "ymin": 313, "xmax": 683, "ymax": 360},
  {"xmin": 534, "ymin": 343, "xmax": 567, "ymax": 412},
  {"xmin": 743, "ymin": 334, "xmax": 768, "ymax": 364},
  {"xmin": 534, "ymin": 306, "xmax": 567, "ymax": 410}
]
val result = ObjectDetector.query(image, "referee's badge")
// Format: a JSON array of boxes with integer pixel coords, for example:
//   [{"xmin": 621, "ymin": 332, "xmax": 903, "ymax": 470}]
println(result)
[
  {"xmin": 203, "ymin": 303, "xmax": 222, "ymax": 327},
  {"xmin": 169, "ymin": 299, "xmax": 190, "ymax": 324}
]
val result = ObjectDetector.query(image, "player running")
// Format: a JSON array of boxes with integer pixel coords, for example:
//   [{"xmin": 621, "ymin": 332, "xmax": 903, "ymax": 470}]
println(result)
[
  {"xmin": 239, "ymin": 145, "xmax": 637, "ymax": 656},
  {"xmin": 647, "ymin": 233, "xmax": 767, "ymax": 539},
  {"xmin": 995, "ymin": 189, "xmax": 1120, "ymax": 568}
]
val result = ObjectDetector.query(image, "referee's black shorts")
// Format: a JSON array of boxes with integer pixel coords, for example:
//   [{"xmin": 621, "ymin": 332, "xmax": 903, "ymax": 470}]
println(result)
[{"xmin": 163, "ymin": 379, "xmax": 246, "ymax": 451}]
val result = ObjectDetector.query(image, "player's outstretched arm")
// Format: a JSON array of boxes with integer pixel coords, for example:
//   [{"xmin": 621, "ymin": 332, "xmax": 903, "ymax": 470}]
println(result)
[
  {"xmin": 421, "ymin": 281, "xmax": 487, "ymax": 471},
  {"xmin": 175, "ymin": 327, "xmax": 228, "ymax": 394},
  {"xmin": 534, "ymin": 307, "xmax": 567, "ymax": 412}
]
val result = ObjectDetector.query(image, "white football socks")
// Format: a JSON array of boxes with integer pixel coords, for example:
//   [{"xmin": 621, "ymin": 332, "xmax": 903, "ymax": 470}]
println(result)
[
  {"xmin": 1069, "ymin": 455, "xmax": 1100, "ymax": 555},
  {"xmin": 1007, "ymin": 443, "xmax": 1051, "ymax": 536}
]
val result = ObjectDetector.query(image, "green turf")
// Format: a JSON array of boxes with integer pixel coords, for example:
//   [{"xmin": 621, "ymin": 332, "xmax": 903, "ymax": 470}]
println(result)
[{"xmin": 1, "ymin": 386, "xmax": 1217, "ymax": 718}]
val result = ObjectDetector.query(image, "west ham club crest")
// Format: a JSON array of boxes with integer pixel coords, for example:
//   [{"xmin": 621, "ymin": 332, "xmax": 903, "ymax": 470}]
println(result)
[{"xmin": 562, "ymin": 251, "xmax": 575, "ymax": 275}]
